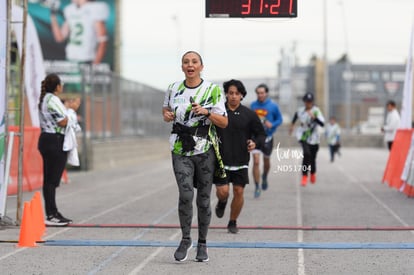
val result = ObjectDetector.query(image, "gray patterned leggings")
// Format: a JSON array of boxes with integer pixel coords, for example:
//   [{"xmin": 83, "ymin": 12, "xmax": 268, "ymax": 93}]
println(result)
[{"xmin": 172, "ymin": 148, "xmax": 215, "ymax": 241}]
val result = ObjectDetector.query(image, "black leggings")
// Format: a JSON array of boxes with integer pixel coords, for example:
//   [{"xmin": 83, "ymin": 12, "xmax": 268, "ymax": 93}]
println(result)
[
  {"xmin": 38, "ymin": 133, "xmax": 67, "ymax": 217},
  {"xmin": 171, "ymin": 148, "xmax": 215, "ymax": 241},
  {"xmin": 300, "ymin": 141, "xmax": 319, "ymax": 176}
]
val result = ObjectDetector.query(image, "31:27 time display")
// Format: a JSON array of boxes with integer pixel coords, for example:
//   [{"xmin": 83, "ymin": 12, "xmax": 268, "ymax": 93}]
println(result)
[
  {"xmin": 205, "ymin": 0, "xmax": 297, "ymax": 18},
  {"xmin": 242, "ymin": 0, "xmax": 294, "ymax": 15}
]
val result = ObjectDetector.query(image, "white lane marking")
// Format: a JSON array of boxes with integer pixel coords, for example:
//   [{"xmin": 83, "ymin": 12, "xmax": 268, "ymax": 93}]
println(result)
[
  {"xmin": 296, "ymin": 175, "xmax": 305, "ymax": 275},
  {"xmin": 0, "ymin": 178, "xmax": 173, "ymax": 262},
  {"xmin": 60, "ymin": 163, "xmax": 173, "ymax": 199},
  {"xmin": 76, "ymin": 185, "xmax": 172, "ymax": 224},
  {"xmin": 87, "ymin": 207, "xmax": 178, "ymax": 275},
  {"xmin": 127, "ymin": 199, "xmax": 218, "ymax": 274},
  {"xmin": 5, "ymin": 163, "xmax": 172, "ymax": 216},
  {"xmin": 0, "ymin": 247, "xmax": 28, "ymax": 261},
  {"xmin": 127, "ymin": 230, "xmax": 182, "ymax": 275},
  {"xmin": 337, "ymin": 166, "xmax": 414, "ymax": 234}
]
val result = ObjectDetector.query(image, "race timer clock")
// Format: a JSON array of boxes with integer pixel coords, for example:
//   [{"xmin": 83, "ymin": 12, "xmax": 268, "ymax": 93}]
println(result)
[{"xmin": 206, "ymin": 0, "xmax": 297, "ymax": 18}]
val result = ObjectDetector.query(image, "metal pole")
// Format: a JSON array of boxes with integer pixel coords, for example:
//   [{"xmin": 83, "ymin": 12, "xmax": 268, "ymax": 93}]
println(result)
[
  {"xmin": 339, "ymin": 1, "xmax": 349, "ymax": 57},
  {"xmin": 1, "ymin": 132, "xmax": 15, "ymax": 216},
  {"xmin": 173, "ymin": 15, "xmax": 181, "ymax": 79},
  {"xmin": 200, "ymin": 5, "xmax": 204, "ymax": 57},
  {"xmin": 339, "ymin": 0, "xmax": 351, "ymax": 131},
  {"xmin": 345, "ymin": 62, "xmax": 352, "ymax": 130},
  {"xmin": 16, "ymin": 0, "xmax": 28, "ymax": 224},
  {"xmin": 0, "ymin": 0, "xmax": 13, "ymax": 223},
  {"xmin": 323, "ymin": 0, "xmax": 329, "ymax": 119},
  {"xmin": 90, "ymin": 68, "xmax": 95, "ymax": 139},
  {"xmin": 115, "ymin": 0, "xmax": 121, "ymax": 75},
  {"xmin": 5, "ymin": 0, "xmax": 11, "ymax": 145},
  {"xmin": 112, "ymin": 74, "xmax": 119, "ymax": 137},
  {"xmin": 102, "ymin": 75, "xmax": 107, "ymax": 138},
  {"xmin": 80, "ymin": 66, "xmax": 88, "ymax": 170}
]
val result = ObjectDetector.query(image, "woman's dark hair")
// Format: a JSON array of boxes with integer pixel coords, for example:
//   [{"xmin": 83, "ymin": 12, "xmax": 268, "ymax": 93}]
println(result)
[
  {"xmin": 223, "ymin": 79, "xmax": 247, "ymax": 97},
  {"xmin": 386, "ymin": 100, "xmax": 396, "ymax": 107},
  {"xmin": 182, "ymin": 50, "xmax": 203, "ymax": 65},
  {"xmin": 255, "ymin": 83, "xmax": 269, "ymax": 93},
  {"xmin": 38, "ymin": 73, "xmax": 61, "ymax": 110}
]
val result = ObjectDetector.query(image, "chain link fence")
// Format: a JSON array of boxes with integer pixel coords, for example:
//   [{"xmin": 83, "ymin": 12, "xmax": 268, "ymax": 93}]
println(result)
[
  {"xmin": 7, "ymin": 65, "xmax": 171, "ymax": 170},
  {"xmin": 79, "ymin": 68, "xmax": 170, "ymax": 140}
]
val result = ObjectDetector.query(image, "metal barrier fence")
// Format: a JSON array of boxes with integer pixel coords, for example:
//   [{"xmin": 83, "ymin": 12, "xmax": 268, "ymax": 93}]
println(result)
[
  {"xmin": 80, "ymin": 69, "xmax": 170, "ymax": 140},
  {"xmin": 7, "ymin": 67, "xmax": 171, "ymax": 171},
  {"xmin": 71, "ymin": 69, "xmax": 172, "ymax": 170}
]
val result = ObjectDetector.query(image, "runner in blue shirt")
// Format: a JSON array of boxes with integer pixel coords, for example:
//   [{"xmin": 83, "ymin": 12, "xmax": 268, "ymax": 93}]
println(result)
[{"xmin": 250, "ymin": 84, "xmax": 283, "ymax": 198}]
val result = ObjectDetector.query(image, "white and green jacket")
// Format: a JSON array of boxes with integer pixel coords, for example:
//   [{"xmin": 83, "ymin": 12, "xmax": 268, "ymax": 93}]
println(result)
[
  {"xmin": 163, "ymin": 80, "xmax": 227, "ymax": 156},
  {"xmin": 293, "ymin": 106, "xmax": 325, "ymax": 145}
]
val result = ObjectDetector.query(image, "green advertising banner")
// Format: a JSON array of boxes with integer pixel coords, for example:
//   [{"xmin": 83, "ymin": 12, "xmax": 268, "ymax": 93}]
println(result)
[{"xmin": 28, "ymin": 0, "xmax": 116, "ymax": 92}]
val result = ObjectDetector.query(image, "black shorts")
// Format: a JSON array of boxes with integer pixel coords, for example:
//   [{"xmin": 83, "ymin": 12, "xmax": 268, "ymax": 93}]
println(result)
[
  {"xmin": 214, "ymin": 168, "xmax": 249, "ymax": 187},
  {"xmin": 253, "ymin": 137, "xmax": 274, "ymax": 157},
  {"xmin": 262, "ymin": 137, "xmax": 274, "ymax": 156}
]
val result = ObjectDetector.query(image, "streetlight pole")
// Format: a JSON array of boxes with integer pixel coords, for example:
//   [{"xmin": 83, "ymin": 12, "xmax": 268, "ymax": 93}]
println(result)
[
  {"xmin": 339, "ymin": 0, "xmax": 351, "ymax": 131},
  {"xmin": 172, "ymin": 14, "xmax": 181, "ymax": 79},
  {"xmin": 323, "ymin": 0, "xmax": 329, "ymax": 119},
  {"xmin": 344, "ymin": 65, "xmax": 352, "ymax": 131},
  {"xmin": 17, "ymin": 0, "xmax": 28, "ymax": 225}
]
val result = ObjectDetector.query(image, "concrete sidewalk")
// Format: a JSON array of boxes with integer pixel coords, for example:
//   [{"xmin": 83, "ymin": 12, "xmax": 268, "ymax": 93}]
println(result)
[{"xmin": 1, "ymin": 145, "xmax": 414, "ymax": 275}]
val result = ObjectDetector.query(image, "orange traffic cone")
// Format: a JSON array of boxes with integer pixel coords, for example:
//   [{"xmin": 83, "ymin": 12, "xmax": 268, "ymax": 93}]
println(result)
[
  {"xmin": 31, "ymin": 192, "xmax": 45, "ymax": 242},
  {"xmin": 18, "ymin": 201, "xmax": 36, "ymax": 247}
]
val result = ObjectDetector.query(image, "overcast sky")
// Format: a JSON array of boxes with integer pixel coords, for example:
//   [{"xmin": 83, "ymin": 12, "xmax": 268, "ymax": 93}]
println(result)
[{"xmin": 121, "ymin": 0, "xmax": 414, "ymax": 90}]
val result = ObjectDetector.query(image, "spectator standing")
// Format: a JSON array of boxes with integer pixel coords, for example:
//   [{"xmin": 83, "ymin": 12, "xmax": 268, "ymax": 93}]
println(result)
[
  {"xmin": 38, "ymin": 73, "xmax": 79, "ymax": 226},
  {"xmin": 382, "ymin": 100, "xmax": 401, "ymax": 151}
]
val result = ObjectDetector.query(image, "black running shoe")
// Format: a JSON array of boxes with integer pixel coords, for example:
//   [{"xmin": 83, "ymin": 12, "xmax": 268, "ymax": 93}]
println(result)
[
  {"xmin": 227, "ymin": 220, "xmax": 239, "ymax": 234},
  {"xmin": 56, "ymin": 212, "xmax": 73, "ymax": 224},
  {"xmin": 215, "ymin": 200, "xmax": 227, "ymax": 218},
  {"xmin": 45, "ymin": 214, "xmax": 69, "ymax": 227},
  {"xmin": 195, "ymin": 243, "xmax": 209, "ymax": 262},
  {"xmin": 174, "ymin": 238, "xmax": 192, "ymax": 262}
]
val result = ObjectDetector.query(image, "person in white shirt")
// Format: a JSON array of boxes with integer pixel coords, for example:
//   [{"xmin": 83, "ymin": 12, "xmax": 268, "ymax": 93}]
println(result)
[
  {"xmin": 381, "ymin": 100, "xmax": 401, "ymax": 151},
  {"xmin": 325, "ymin": 116, "xmax": 341, "ymax": 162},
  {"xmin": 38, "ymin": 73, "xmax": 80, "ymax": 226},
  {"xmin": 50, "ymin": 0, "xmax": 109, "ymax": 64}
]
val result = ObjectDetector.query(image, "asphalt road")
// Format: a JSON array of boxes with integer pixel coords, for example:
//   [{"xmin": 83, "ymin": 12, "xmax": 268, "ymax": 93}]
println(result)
[{"xmin": 1, "ymin": 142, "xmax": 414, "ymax": 275}]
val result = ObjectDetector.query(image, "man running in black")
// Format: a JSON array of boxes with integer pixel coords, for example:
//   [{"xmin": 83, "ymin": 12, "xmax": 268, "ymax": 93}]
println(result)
[{"xmin": 214, "ymin": 79, "xmax": 266, "ymax": 233}]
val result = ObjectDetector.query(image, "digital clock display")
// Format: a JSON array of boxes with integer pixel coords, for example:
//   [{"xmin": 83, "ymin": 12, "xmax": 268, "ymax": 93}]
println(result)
[{"xmin": 206, "ymin": 0, "xmax": 297, "ymax": 18}]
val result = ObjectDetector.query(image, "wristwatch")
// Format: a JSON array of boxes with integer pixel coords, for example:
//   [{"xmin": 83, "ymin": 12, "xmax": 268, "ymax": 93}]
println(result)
[{"xmin": 206, "ymin": 109, "xmax": 211, "ymax": 117}]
